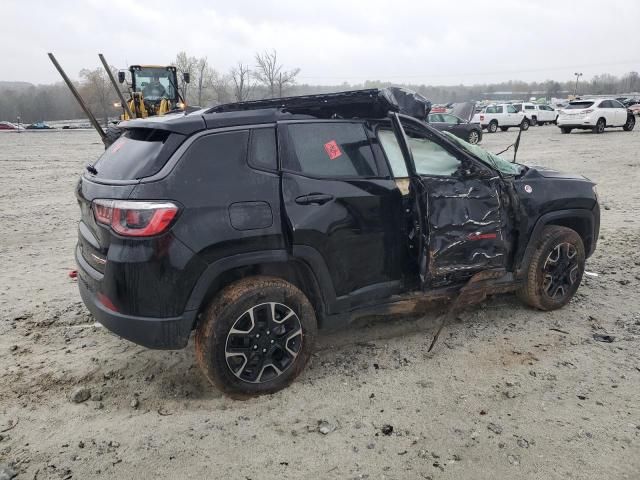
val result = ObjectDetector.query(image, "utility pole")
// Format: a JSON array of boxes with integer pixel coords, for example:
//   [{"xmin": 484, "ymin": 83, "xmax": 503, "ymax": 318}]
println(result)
[
  {"xmin": 573, "ymin": 72, "xmax": 583, "ymax": 97},
  {"xmin": 278, "ymin": 72, "xmax": 282, "ymax": 97}
]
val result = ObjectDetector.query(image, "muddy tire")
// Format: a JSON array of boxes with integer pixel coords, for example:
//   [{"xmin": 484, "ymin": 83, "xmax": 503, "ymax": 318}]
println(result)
[
  {"xmin": 195, "ymin": 276, "xmax": 317, "ymax": 398},
  {"xmin": 103, "ymin": 124, "xmax": 122, "ymax": 149},
  {"xmin": 488, "ymin": 120, "xmax": 498, "ymax": 133},
  {"xmin": 517, "ymin": 226, "xmax": 585, "ymax": 311}
]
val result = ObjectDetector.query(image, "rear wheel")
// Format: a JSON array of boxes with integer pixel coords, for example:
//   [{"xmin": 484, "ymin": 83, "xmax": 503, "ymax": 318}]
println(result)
[
  {"xmin": 560, "ymin": 127, "xmax": 572, "ymax": 134},
  {"xmin": 467, "ymin": 129, "xmax": 480, "ymax": 144},
  {"xmin": 500, "ymin": 126, "xmax": 509, "ymax": 132},
  {"xmin": 488, "ymin": 120, "xmax": 498, "ymax": 133},
  {"xmin": 517, "ymin": 226, "xmax": 585, "ymax": 311},
  {"xmin": 195, "ymin": 276, "xmax": 317, "ymax": 398},
  {"xmin": 530, "ymin": 116, "xmax": 537, "ymax": 126},
  {"xmin": 623, "ymin": 115, "xmax": 635, "ymax": 131},
  {"xmin": 593, "ymin": 118, "xmax": 606, "ymax": 134}
]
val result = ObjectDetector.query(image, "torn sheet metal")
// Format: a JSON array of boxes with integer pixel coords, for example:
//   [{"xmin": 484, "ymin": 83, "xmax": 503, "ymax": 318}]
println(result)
[{"xmin": 422, "ymin": 176, "xmax": 508, "ymax": 281}]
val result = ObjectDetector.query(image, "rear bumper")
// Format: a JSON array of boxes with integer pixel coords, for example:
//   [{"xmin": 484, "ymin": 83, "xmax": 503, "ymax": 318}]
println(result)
[
  {"xmin": 557, "ymin": 118, "xmax": 596, "ymax": 127},
  {"xmin": 76, "ymin": 248, "xmax": 195, "ymax": 349}
]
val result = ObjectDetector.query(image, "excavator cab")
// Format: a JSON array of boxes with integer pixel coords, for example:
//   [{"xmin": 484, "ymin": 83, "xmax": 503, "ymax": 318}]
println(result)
[{"xmin": 118, "ymin": 65, "xmax": 189, "ymax": 120}]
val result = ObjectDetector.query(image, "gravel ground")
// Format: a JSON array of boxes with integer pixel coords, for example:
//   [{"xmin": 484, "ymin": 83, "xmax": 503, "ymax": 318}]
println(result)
[{"xmin": 0, "ymin": 125, "xmax": 639, "ymax": 479}]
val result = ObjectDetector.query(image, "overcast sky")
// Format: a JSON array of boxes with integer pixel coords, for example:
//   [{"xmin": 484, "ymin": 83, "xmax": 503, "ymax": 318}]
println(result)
[{"xmin": 3, "ymin": 0, "xmax": 639, "ymax": 86}]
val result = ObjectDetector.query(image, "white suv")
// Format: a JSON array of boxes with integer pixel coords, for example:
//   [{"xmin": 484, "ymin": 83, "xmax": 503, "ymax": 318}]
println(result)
[
  {"xmin": 472, "ymin": 104, "xmax": 528, "ymax": 133},
  {"xmin": 557, "ymin": 98, "xmax": 635, "ymax": 134},
  {"xmin": 513, "ymin": 103, "xmax": 558, "ymax": 126}
]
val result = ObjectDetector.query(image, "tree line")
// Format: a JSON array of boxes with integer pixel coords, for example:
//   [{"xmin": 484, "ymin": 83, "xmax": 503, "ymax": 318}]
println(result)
[{"xmin": 1, "ymin": 50, "xmax": 639, "ymax": 124}]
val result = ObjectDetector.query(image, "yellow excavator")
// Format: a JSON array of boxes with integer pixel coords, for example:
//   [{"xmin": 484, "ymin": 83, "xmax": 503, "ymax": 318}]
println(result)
[{"xmin": 48, "ymin": 53, "xmax": 191, "ymax": 147}]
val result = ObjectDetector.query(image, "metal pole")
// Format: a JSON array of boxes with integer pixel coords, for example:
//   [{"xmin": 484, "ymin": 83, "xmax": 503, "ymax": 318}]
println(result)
[
  {"xmin": 573, "ymin": 72, "xmax": 583, "ymax": 97},
  {"xmin": 47, "ymin": 53, "xmax": 106, "ymax": 140},
  {"xmin": 98, "ymin": 53, "xmax": 134, "ymax": 119}
]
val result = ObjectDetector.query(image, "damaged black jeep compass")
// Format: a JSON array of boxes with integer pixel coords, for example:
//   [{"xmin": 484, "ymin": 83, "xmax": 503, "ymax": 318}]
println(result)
[{"xmin": 75, "ymin": 88, "xmax": 599, "ymax": 397}]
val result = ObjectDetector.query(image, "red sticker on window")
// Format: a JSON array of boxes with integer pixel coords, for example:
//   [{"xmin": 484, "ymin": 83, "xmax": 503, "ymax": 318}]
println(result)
[{"xmin": 323, "ymin": 140, "xmax": 342, "ymax": 160}]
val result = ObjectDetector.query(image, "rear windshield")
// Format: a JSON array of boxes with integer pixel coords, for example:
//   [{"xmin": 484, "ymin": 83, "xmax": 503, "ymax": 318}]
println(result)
[
  {"xmin": 566, "ymin": 101, "xmax": 594, "ymax": 109},
  {"xmin": 92, "ymin": 128, "xmax": 183, "ymax": 180}
]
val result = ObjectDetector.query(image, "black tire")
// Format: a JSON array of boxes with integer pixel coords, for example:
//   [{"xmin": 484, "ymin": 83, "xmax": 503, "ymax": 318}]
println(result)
[
  {"xmin": 103, "ymin": 124, "xmax": 123, "ymax": 149},
  {"xmin": 467, "ymin": 129, "xmax": 480, "ymax": 144},
  {"xmin": 500, "ymin": 126, "xmax": 509, "ymax": 132},
  {"xmin": 560, "ymin": 127, "xmax": 572, "ymax": 134},
  {"xmin": 623, "ymin": 115, "xmax": 635, "ymax": 131},
  {"xmin": 537, "ymin": 121, "xmax": 545, "ymax": 126},
  {"xmin": 195, "ymin": 276, "xmax": 317, "ymax": 398},
  {"xmin": 517, "ymin": 226, "xmax": 585, "ymax": 311},
  {"xmin": 530, "ymin": 116, "xmax": 537, "ymax": 126},
  {"xmin": 488, "ymin": 120, "xmax": 498, "ymax": 133},
  {"xmin": 593, "ymin": 118, "xmax": 605, "ymax": 134},
  {"xmin": 521, "ymin": 118, "xmax": 530, "ymax": 131}
]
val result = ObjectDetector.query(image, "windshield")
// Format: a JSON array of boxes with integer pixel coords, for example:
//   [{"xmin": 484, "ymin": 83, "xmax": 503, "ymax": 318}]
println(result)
[
  {"xmin": 133, "ymin": 68, "xmax": 176, "ymax": 101},
  {"xmin": 566, "ymin": 101, "xmax": 594, "ymax": 109},
  {"xmin": 440, "ymin": 131, "xmax": 523, "ymax": 176}
]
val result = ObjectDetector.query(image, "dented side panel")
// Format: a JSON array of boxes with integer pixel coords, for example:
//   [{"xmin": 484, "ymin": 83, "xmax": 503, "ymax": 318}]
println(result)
[{"xmin": 422, "ymin": 175, "xmax": 509, "ymax": 282}]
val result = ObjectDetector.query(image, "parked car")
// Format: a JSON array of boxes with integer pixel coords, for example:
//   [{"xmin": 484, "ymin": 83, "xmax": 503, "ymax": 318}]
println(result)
[
  {"xmin": 427, "ymin": 102, "xmax": 483, "ymax": 144},
  {"xmin": 512, "ymin": 103, "xmax": 558, "ymax": 126},
  {"xmin": 472, "ymin": 104, "xmax": 528, "ymax": 132},
  {"xmin": 76, "ymin": 88, "xmax": 599, "ymax": 397},
  {"xmin": 629, "ymin": 103, "xmax": 640, "ymax": 116},
  {"xmin": 26, "ymin": 122, "xmax": 54, "ymax": 130},
  {"xmin": 557, "ymin": 98, "xmax": 636, "ymax": 133},
  {"xmin": 0, "ymin": 121, "xmax": 23, "ymax": 131}
]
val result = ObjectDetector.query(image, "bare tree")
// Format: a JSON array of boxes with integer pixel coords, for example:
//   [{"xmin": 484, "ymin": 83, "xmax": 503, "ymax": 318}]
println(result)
[
  {"xmin": 209, "ymin": 71, "xmax": 232, "ymax": 104},
  {"xmin": 79, "ymin": 67, "xmax": 118, "ymax": 126},
  {"xmin": 229, "ymin": 63, "xmax": 254, "ymax": 102},
  {"xmin": 173, "ymin": 51, "xmax": 199, "ymax": 104},
  {"xmin": 254, "ymin": 49, "xmax": 300, "ymax": 98}
]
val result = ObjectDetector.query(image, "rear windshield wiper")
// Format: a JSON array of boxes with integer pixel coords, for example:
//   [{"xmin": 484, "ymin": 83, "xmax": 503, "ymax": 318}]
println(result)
[{"xmin": 86, "ymin": 164, "xmax": 98, "ymax": 175}]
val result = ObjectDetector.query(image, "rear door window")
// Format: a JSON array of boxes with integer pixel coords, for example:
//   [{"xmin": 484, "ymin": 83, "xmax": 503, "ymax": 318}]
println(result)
[
  {"xmin": 284, "ymin": 122, "xmax": 378, "ymax": 178},
  {"xmin": 92, "ymin": 128, "xmax": 183, "ymax": 180},
  {"xmin": 495, "ymin": 106, "xmax": 504, "ymax": 113}
]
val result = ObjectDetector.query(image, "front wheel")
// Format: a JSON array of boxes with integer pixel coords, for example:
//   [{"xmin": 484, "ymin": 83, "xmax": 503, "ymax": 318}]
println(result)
[
  {"xmin": 530, "ymin": 116, "xmax": 537, "ymax": 126},
  {"xmin": 520, "ymin": 119, "xmax": 530, "ymax": 130},
  {"xmin": 467, "ymin": 129, "xmax": 480, "ymax": 144},
  {"xmin": 517, "ymin": 226, "xmax": 585, "ymax": 311},
  {"xmin": 500, "ymin": 126, "xmax": 509, "ymax": 132},
  {"xmin": 560, "ymin": 127, "xmax": 572, "ymax": 134},
  {"xmin": 623, "ymin": 115, "xmax": 635, "ymax": 131},
  {"xmin": 195, "ymin": 276, "xmax": 317, "ymax": 398}
]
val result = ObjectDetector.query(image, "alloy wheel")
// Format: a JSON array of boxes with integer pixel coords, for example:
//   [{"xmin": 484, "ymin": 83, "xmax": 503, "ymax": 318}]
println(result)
[
  {"xmin": 542, "ymin": 243, "xmax": 579, "ymax": 300},
  {"xmin": 225, "ymin": 302, "xmax": 303, "ymax": 383},
  {"xmin": 468, "ymin": 130, "xmax": 479, "ymax": 144}
]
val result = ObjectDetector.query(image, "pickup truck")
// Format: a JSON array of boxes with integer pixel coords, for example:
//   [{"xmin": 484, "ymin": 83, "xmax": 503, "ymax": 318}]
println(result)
[
  {"xmin": 472, "ymin": 104, "xmax": 528, "ymax": 133},
  {"xmin": 513, "ymin": 103, "xmax": 558, "ymax": 126}
]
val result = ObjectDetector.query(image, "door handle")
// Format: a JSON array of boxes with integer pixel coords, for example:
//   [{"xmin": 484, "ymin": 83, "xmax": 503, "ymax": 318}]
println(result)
[{"xmin": 295, "ymin": 193, "xmax": 334, "ymax": 205}]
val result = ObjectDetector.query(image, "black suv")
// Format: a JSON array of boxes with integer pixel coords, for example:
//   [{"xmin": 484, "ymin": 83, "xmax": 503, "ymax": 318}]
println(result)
[{"xmin": 76, "ymin": 88, "xmax": 599, "ymax": 397}]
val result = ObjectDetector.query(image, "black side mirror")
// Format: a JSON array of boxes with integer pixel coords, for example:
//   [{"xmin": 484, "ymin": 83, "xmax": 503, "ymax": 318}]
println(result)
[
  {"xmin": 183, "ymin": 72, "xmax": 190, "ymax": 84},
  {"xmin": 118, "ymin": 71, "xmax": 125, "ymax": 83}
]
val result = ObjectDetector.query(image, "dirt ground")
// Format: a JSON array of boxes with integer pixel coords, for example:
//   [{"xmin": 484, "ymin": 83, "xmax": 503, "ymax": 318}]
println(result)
[{"xmin": 1, "ymin": 125, "xmax": 639, "ymax": 480}]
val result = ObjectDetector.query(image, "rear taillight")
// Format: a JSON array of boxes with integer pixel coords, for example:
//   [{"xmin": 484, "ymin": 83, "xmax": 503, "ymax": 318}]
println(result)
[
  {"xmin": 583, "ymin": 109, "xmax": 593, "ymax": 114},
  {"xmin": 92, "ymin": 200, "xmax": 179, "ymax": 237},
  {"xmin": 480, "ymin": 115, "xmax": 485, "ymax": 121}
]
